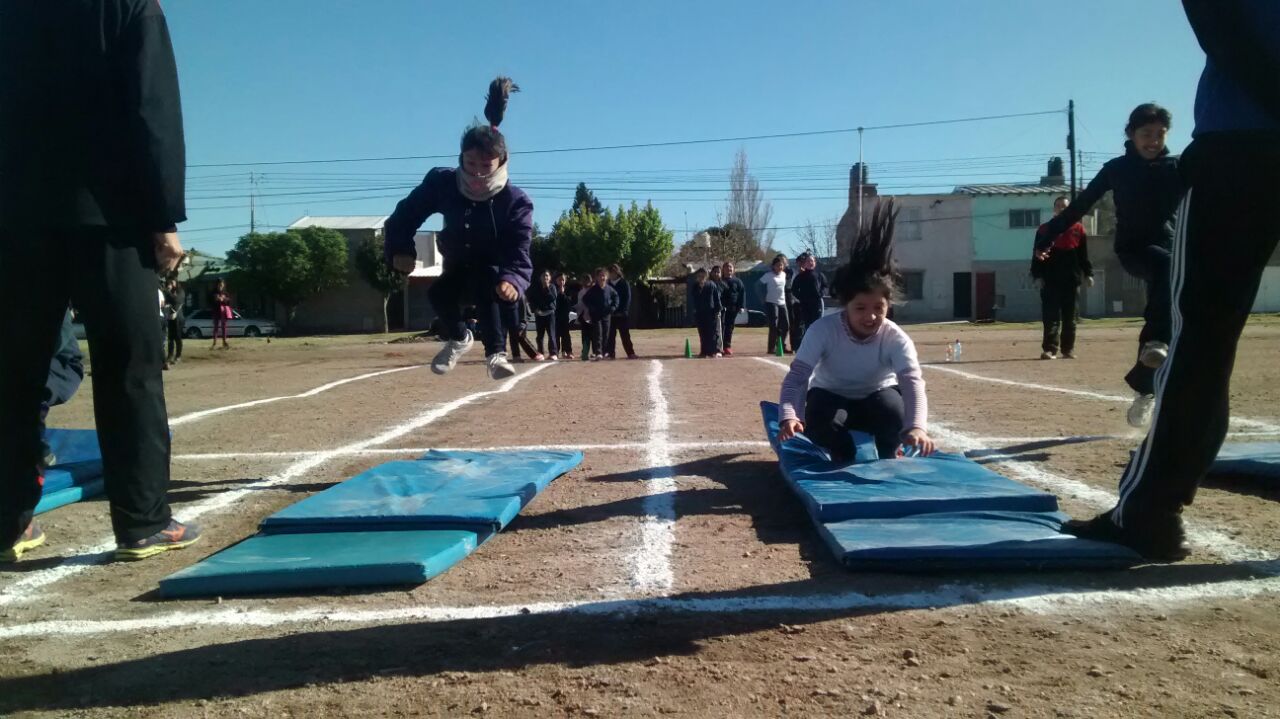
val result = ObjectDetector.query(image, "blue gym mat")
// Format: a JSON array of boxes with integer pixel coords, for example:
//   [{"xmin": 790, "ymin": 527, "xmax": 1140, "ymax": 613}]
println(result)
[
  {"xmin": 159, "ymin": 530, "xmax": 478, "ymax": 598},
  {"xmin": 1209, "ymin": 442, "xmax": 1280, "ymax": 480},
  {"xmin": 819, "ymin": 511, "xmax": 1141, "ymax": 571},
  {"xmin": 34, "ymin": 429, "xmax": 106, "ymax": 514},
  {"xmin": 159, "ymin": 449, "xmax": 583, "ymax": 598},
  {"xmin": 760, "ymin": 402, "xmax": 1139, "ymax": 571},
  {"xmin": 35, "ymin": 477, "xmax": 105, "ymax": 515},
  {"xmin": 260, "ymin": 450, "xmax": 584, "ymax": 534}
]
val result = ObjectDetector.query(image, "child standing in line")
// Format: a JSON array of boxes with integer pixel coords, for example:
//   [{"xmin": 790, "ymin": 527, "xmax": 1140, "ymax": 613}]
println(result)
[
  {"xmin": 581, "ymin": 267, "xmax": 619, "ymax": 362},
  {"xmin": 606, "ymin": 263, "xmax": 638, "ymax": 359},
  {"xmin": 707, "ymin": 265, "xmax": 726, "ymax": 353},
  {"xmin": 692, "ymin": 267, "xmax": 723, "ymax": 358},
  {"xmin": 758, "ymin": 254, "xmax": 790, "ymax": 354},
  {"xmin": 507, "ymin": 296, "xmax": 543, "ymax": 362},
  {"xmin": 552, "ymin": 272, "xmax": 575, "ymax": 360},
  {"xmin": 527, "ymin": 270, "xmax": 559, "ymax": 359},
  {"xmin": 719, "ymin": 262, "xmax": 745, "ymax": 356},
  {"xmin": 575, "ymin": 273, "xmax": 594, "ymax": 361},
  {"xmin": 1034, "ymin": 103, "xmax": 1183, "ymax": 427},
  {"xmin": 383, "ymin": 77, "xmax": 533, "ymax": 381},
  {"xmin": 777, "ymin": 199, "xmax": 936, "ymax": 462}
]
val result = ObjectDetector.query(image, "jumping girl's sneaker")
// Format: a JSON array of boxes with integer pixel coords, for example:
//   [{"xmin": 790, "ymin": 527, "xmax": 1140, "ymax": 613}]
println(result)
[
  {"xmin": 431, "ymin": 330, "xmax": 474, "ymax": 375},
  {"xmin": 485, "ymin": 353, "xmax": 516, "ymax": 380},
  {"xmin": 1139, "ymin": 341, "xmax": 1169, "ymax": 368},
  {"xmin": 1127, "ymin": 393, "xmax": 1155, "ymax": 428}
]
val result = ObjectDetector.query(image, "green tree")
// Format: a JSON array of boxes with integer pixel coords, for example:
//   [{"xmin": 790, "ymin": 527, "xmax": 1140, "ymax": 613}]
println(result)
[
  {"xmin": 573, "ymin": 182, "xmax": 605, "ymax": 215},
  {"xmin": 354, "ymin": 236, "xmax": 406, "ymax": 333},
  {"xmin": 550, "ymin": 207, "xmax": 629, "ymax": 276},
  {"xmin": 622, "ymin": 202, "xmax": 674, "ymax": 280},
  {"xmin": 227, "ymin": 226, "xmax": 349, "ymax": 327},
  {"xmin": 529, "ymin": 222, "xmax": 562, "ymax": 273}
]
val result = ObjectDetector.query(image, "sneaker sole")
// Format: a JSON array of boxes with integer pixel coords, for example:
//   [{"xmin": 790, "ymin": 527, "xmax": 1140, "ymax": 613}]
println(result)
[
  {"xmin": 115, "ymin": 535, "xmax": 201, "ymax": 561},
  {"xmin": 0, "ymin": 533, "xmax": 47, "ymax": 563},
  {"xmin": 1139, "ymin": 349, "xmax": 1167, "ymax": 369}
]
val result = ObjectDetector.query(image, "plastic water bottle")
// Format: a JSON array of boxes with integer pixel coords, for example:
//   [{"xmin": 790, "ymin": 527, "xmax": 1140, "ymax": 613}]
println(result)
[
  {"xmin": 953, "ymin": 339, "xmax": 963, "ymax": 362},
  {"xmin": 944, "ymin": 344, "xmax": 953, "ymax": 362}
]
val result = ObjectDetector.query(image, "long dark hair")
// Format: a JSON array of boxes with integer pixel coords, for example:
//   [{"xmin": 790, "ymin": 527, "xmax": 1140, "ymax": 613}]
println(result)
[
  {"xmin": 460, "ymin": 77, "xmax": 519, "ymax": 160},
  {"xmin": 832, "ymin": 198, "xmax": 900, "ymax": 305},
  {"xmin": 1125, "ymin": 102, "xmax": 1171, "ymax": 136}
]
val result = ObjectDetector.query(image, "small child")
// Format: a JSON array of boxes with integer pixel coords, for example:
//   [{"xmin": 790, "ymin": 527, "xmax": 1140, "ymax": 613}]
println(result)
[
  {"xmin": 383, "ymin": 77, "xmax": 533, "ymax": 381},
  {"xmin": 706, "ymin": 265, "xmax": 725, "ymax": 354},
  {"xmin": 777, "ymin": 199, "xmax": 936, "ymax": 461},
  {"xmin": 581, "ymin": 267, "xmax": 619, "ymax": 361},
  {"xmin": 758, "ymin": 254, "xmax": 790, "ymax": 354},
  {"xmin": 528, "ymin": 270, "xmax": 559, "ymax": 360},
  {"xmin": 791, "ymin": 251, "xmax": 828, "ymax": 347},
  {"xmin": 692, "ymin": 267, "xmax": 722, "ymax": 357},
  {"xmin": 575, "ymin": 273, "xmax": 594, "ymax": 360},
  {"xmin": 719, "ymin": 262, "xmax": 745, "ymax": 356},
  {"xmin": 553, "ymin": 272, "xmax": 574, "ymax": 359}
]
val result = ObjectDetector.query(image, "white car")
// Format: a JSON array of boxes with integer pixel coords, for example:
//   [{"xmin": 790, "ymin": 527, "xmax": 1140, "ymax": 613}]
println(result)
[{"xmin": 184, "ymin": 308, "xmax": 277, "ymax": 338}]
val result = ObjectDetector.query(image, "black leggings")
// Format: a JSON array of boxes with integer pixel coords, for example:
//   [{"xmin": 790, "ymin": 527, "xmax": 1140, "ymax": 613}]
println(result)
[{"xmin": 803, "ymin": 386, "xmax": 905, "ymax": 462}]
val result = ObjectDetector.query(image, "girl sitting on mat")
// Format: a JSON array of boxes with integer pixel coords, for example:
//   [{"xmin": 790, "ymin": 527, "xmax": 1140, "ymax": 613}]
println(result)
[{"xmin": 776, "ymin": 198, "xmax": 936, "ymax": 462}]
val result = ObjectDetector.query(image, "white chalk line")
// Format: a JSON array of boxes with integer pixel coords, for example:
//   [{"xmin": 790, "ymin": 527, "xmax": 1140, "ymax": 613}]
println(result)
[
  {"xmin": 974, "ymin": 431, "xmax": 1280, "ymax": 445},
  {"xmin": 754, "ymin": 357, "xmax": 1275, "ymax": 565},
  {"xmin": 170, "ymin": 440, "xmax": 774, "ymax": 462},
  {"xmin": 167, "ymin": 365, "xmax": 423, "ymax": 427},
  {"xmin": 923, "ymin": 363, "xmax": 1280, "ymax": 433},
  {"xmin": 630, "ymin": 360, "xmax": 676, "ymax": 593},
  {"xmin": 0, "ymin": 364, "xmax": 555, "ymax": 607},
  {"xmin": 6, "ymin": 562, "xmax": 1280, "ymax": 640}
]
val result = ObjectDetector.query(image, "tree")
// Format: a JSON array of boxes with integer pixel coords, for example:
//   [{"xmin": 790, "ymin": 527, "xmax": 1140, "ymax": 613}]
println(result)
[
  {"xmin": 724, "ymin": 148, "xmax": 776, "ymax": 254},
  {"xmin": 354, "ymin": 236, "xmax": 406, "ymax": 333},
  {"xmin": 550, "ymin": 206, "xmax": 629, "ymax": 276},
  {"xmin": 573, "ymin": 182, "xmax": 605, "ymax": 215},
  {"xmin": 622, "ymin": 202, "xmax": 674, "ymax": 280},
  {"xmin": 794, "ymin": 218, "xmax": 839, "ymax": 259},
  {"xmin": 529, "ymin": 223, "xmax": 562, "ymax": 273},
  {"xmin": 227, "ymin": 226, "xmax": 349, "ymax": 327}
]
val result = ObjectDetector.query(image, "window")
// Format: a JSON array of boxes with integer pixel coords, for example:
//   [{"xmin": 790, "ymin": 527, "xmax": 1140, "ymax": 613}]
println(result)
[
  {"xmin": 1009, "ymin": 208, "xmax": 1042, "ymax": 228},
  {"xmin": 189, "ymin": 310, "xmax": 210, "ymax": 320},
  {"xmin": 901, "ymin": 271, "xmax": 925, "ymax": 300},
  {"xmin": 898, "ymin": 207, "xmax": 923, "ymax": 241}
]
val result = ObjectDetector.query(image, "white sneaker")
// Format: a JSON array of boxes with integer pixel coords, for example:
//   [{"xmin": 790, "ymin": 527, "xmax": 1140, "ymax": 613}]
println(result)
[
  {"xmin": 1040, "ymin": 351, "xmax": 1057, "ymax": 360},
  {"xmin": 431, "ymin": 330, "xmax": 474, "ymax": 375},
  {"xmin": 548, "ymin": 354, "xmax": 559, "ymax": 361},
  {"xmin": 1139, "ymin": 341, "xmax": 1168, "ymax": 369},
  {"xmin": 1127, "ymin": 393, "xmax": 1155, "ymax": 428},
  {"xmin": 485, "ymin": 352, "xmax": 516, "ymax": 380}
]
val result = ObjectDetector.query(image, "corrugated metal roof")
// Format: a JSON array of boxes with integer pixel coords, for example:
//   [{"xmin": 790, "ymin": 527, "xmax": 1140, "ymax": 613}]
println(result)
[
  {"xmin": 953, "ymin": 183, "xmax": 1073, "ymax": 196},
  {"xmin": 288, "ymin": 215, "xmax": 389, "ymax": 230}
]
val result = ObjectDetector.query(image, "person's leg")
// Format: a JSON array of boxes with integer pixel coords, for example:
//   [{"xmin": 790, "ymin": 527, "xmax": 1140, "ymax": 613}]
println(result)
[
  {"xmin": 1040, "ymin": 285, "xmax": 1061, "ymax": 355},
  {"xmin": 765, "ymin": 304, "xmax": 779, "ymax": 353},
  {"xmin": 1059, "ymin": 282, "xmax": 1078, "ymax": 355},
  {"xmin": 174, "ymin": 317, "xmax": 184, "ymax": 360},
  {"xmin": 0, "ymin": 230, "xmax": 69, "ymax": 547},
  {"xmin": 697, "ymin": 315, "xmax": 712, "ymax": 356},
  {"xmin": 596, "ymin": 316, "xmax": 611, "ymax": 357},
  {"xmin": 69, "ymin": 228, "xmax": 174, "ymax": 544},
  {"xmin": 617, "ymin": 313, "xmax": 636, "ymax": 356},
  {"xmin": 517, "ymin": 326, "xmax": 539, "ymax": 359},
  {"xmin": 557, "ymin": 316, "xmax": 572, "ymax": 357},
  {"xmin": 722, "ymin": 308, "xmax": 736, "ymax": 351},
  {"xmin": 801, "ymin": 387, "xmax": 859, "ymax": 462},
  {"xmin": 845, "ymin": 386, "xmax": 907, "ymax": 459},
  {"xmin": 605, "ymin": 315, "xmax": 617, "ymax": 358},
  {"xmin": 547, "ymin": 316, "xmax": 558, "ymax": 356},
  {"xmin": 534, "ymin": 315, "xmax": 547, "ymax": 355},
  {"xmin": 427, "ymin": 267, "xmax": 470, "ymax": 342},
  {"xmin": 581, "ymin": 320, "xmax": 592, "ymax": 359},
  {"xmin": 1141, "ymin": 245, "xmax": 1173, "ymax": 346},
  {"xmin": 1117, "ymin": 250, "xmax": 1163, "ymax": 394},
  {"xmin": 778, "ymin": 304, "xmax": 791, "ymax": 352},
  {"xmin": 787, "ymin": 304, "xmax": 802, "ymax": 352},
  {"xmin": 470, "ymin": 266, "xmax": 519, "ymax": 356},
  {"xmin": 1099, "ymin": 136, "xmax": 1280, "ymax": 553}
]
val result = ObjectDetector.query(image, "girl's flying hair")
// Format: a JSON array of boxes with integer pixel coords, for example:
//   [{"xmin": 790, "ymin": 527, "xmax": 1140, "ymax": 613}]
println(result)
[
  {"xmin": 460, "ymin": 76, "xmax": 519, "ymax": 159},
  {"xmin": 832, "ymin": 198, "xmax": 901, "ymax": 305}
]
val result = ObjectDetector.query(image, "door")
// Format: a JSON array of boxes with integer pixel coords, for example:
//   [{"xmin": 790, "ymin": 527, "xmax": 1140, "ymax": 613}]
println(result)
[
  {"xmin": 975, "ymin": 272, "xmax": 996, "ymax": 320},
  {"xmin": 953, "ymin": 272, "xmax": 972, "ymax": 319}
]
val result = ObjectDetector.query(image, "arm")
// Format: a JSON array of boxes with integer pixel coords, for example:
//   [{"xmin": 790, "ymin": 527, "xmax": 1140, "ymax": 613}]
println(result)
[
  {"xmin": 779, "ymin": 359, "xmax": 816, "ymax": 427},
  {"xmin": 498, "ymin": 193, "xmax": 535, "ymax": 296},
  {"xmin": 119, "ymin": 1, "xmax": 186, "ymax": 229},
  {"xmin": 888, "ymin": 330, "xmax": 929, "ymax": 437},
  {"xmin": 1035, "ymin": 166, "xmax": 1112, "ymax": 252},
  {"xmin": 384, "ymin": 170, "xmax": 441, "ymax": 267},
  {"xmin": 1184, "ymin": 0, "xmax": 1280, "ymax": 122}
]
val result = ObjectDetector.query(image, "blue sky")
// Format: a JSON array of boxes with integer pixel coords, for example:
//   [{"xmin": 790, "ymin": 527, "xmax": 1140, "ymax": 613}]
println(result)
[{"xmin": 170, "ymin": 0, "xmax": 1204, "ymax": 256}]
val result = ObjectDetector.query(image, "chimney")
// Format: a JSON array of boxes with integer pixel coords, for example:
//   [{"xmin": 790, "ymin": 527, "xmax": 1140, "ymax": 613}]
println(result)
[
  {"xmin": 848, "ymin": 163, "xmax": 878, "ymax": 206},
  {"xmin": 1041, "ymin": 156, "xmax": 1066, "ymax": 185}
]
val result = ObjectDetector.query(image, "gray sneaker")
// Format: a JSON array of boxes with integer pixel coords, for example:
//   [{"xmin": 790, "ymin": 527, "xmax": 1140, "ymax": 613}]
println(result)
[
  {"xmin": 485, "ymin": 352, "xmax": 516, "ymax": 380},
  {"xmin": 431, "ymin": 330, "xmax": 474, "ymax": 375},
  {"xmin": 1139, "ymin": 341, "xmax": 1168, "ymax": 369},
  {"xmin": 1127, "ymin": 393, "xmax": 1155, "ymax": 428}
]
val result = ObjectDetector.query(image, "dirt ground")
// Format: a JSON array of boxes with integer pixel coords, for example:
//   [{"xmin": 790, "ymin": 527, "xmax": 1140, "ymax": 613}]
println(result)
[{"xmin": 2, "ymin": 318, "xmax": 1279, "ymax": 718}]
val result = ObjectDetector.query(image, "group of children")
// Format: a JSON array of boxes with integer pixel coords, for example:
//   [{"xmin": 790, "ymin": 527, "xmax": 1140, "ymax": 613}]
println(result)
[
  {"xmin": 509, "ymin": 264, "xmax": 639, "ymax": 363},
  {"xmin": 688, "ymin": 262, "xmax": 745, "ymax": 357}
]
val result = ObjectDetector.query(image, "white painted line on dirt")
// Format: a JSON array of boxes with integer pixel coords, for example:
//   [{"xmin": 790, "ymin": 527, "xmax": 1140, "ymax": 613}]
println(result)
[
  {"xmin": 0, "ymin": 364, "xmax": 555, "ymax": 607},
  {"xmin": 972, "ymin": 431, "xmax": 1280, "ymax": 445},
  {"xmin": 630, "ymin": 360, "xmax": 676, "ymax": 593},
  {"xmin": 171, "ymin": 440, "xmax": 775, "ymax": 462},
  {"xmin": 922, "ymin": 364, "xmax": 1280, "ymax": 433},
  {"xmin": 168, "ymin": 365, "xmax": 423, "ymax": 427},
  {"xmin": 6, "ymin": 563, "xmax": 1280, "ymax": 639}
]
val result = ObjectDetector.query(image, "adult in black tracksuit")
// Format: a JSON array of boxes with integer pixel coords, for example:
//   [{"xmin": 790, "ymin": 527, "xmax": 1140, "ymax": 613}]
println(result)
[
  {"xmin": 1066, "ymin": 0, "xmax": 1280, "ymax": 561},
  {"xmin": 1035, "ymin": 107, "xmax": 1184, "ymax": 407},
  {"xmin": 581, "ymin": 269, "xmax": 619, "ymax": 360},
  {"xmin": 606, "ymin": 264, "xmax": 637, "ymax": 359},
  {"xmin": 691, "ymin": 268, "xmax": 723, "ymax": 357},
  {"xmin": 1, "ymin": 0, "xmax": 199, "ymax": 561},
  {"xmin": 527, "ymin": 270, "xmax": 559, "ymax": 357},
  {"xmin": 791, "ymin": 252, "xmax": 829, "ymax": 347},
  {"xmin": 553, "ymin": 273, "xmax": 574, "ymax": 358},
  {"xmin": 718, "ymin": 262, "xmax": 745, "ymax": 355},
  {"xmin": 1031, "ymin": 196, "xmax": 1093, "ymax": 359}
]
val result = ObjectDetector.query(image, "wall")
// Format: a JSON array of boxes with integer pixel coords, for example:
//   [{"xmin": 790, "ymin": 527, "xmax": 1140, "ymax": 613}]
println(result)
[
  {"xmin": 890, "ymin": 194, "xmax": 973, "ymax": 323},
  {"xmin": 288, "ymin": 228, "xmax": 388, "ymax": 333}
]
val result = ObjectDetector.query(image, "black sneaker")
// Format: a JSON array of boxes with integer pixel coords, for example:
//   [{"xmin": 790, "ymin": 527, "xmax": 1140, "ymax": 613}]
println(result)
[
  {"xmin": 115, "ymin": 520, "xmax": 201, "ymax": 561},
  {"xmin": 1062, "ymin": 510, "xmax": 1189, "ymax": 562}
]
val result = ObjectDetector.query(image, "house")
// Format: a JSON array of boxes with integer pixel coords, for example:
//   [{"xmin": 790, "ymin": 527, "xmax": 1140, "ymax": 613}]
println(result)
[{"xmin": 285, "ymin": 216, "xmax": 392, "ymax": 333}]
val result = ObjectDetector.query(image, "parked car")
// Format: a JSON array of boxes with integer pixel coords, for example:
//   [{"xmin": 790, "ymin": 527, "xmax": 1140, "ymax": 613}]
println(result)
[
  {"xmin": 735, "ymin": 308, "xmax": 767, "ymax": 327},
  {"xmin": 184, "ymin": 308, "xmax": 277, "ymax": 338}
]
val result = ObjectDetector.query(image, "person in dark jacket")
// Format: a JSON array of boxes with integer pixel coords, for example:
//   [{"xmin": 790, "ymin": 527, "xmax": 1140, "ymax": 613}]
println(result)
[
  {"xmin": 791, "ymin": 252, "xmax": 829, "ymax": 347},
  {"xmin": 507, "ymin": 296, "xmax": 542, "ymax": 362},
  {"xmin": 708, "ymin": 265, "xmax": 726, "ymax": 352},
  {"xmin": 384, "ymin": 77, "xmax": 533, "ymax": 381},
  {"xmin": 552, "ymin": 273, "xmax": 575, "ymax": 359},
  {"xmin": 1065, "ymin": 0, "xmax": 1280, "ymax": 562},
  {"xmin": 606, "ymin": 263, "xmax": 638, "ymax": 359},
  {"xmin": 1032, "ymin": 196, "xmax": 1093, "ymax": 360},
  {"xmin": 719, "ymin": 262, "xmax": 746, "ymax": 356},
  {"xmin": 1, "ymin": 0, "xmax": 199, "ymax": 563},
  {"xmin": 163, "ymin": 279, "xmax": 186, "ymax": 366},
  {"xmin": 1035, "ymin": 103, "xmax": 1184, "ymax": 426},
  {"xmin": 581, "ymin": 267, "xmax": 619, "ymax": 361},
  {"xmin": 692, "ymin": 268, "xmax": 723, "ymax": 358},
  {"xmin": 527, "ymin": 270, "xmax": 559, "ymax": 359},
  {"xmin": 40, "ymin": 311, "xmax": 86, "ymax": 468},
  {"xmin": 575, "ymin": 273, "xmax": 595, "ymax": 360}
]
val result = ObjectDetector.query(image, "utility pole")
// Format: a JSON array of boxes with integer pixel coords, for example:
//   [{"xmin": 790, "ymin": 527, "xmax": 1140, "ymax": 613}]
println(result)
[
  {"xmin": 856, "ymin": 127, "xmax": 865, "ymax": 228},
  {"xmin": 249, "ymin": 172, "xmax": 260, "ymax": 233},
  {"xmin": 1067, "ymin": 100, "xmax": 1077, "ymax": 200}
]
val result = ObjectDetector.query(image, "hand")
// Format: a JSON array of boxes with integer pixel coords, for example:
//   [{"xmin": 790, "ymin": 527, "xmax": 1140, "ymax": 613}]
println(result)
[
  {"xmin": 1034, "ymin": 249, "xmax": 1051, "ymax": 261},
  {"xmin": 1033, "ymin": 278, "xmax": 1045, "ymax": 290},
  {"xmin": 153, "ymin": 232, "xmax": 185, "ymax": 274},
  {"xmin": 902, "ymin": 428, "xmax": 936, "ymax": 456},
  {"xmin": 1086, "ymin": 276, "xmax": 1095, "ymax": 288},
  {"xmin": 778, "ymin": 419, "xmax": 804, "ymax": 442},
  {"xmin": 392, "ymin": 254, "xmax": 416, "ymax": 274},
  {"xmin": 496, "ymin": 280, "xmax": 518, "ymax": 302}
]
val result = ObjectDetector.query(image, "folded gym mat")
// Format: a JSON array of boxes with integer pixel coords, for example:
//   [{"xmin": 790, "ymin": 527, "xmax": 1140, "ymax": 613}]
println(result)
[
  {"xmin": 818, "ymin": 510, "xmax": 1142, "ymax": 572},
  {"xmin": 760, "ymin": 402, "xmax": 1058, "ymax": 522},
  {"xmin": 35, "ymin": 478, "xmax": 105, "ymax": 515},
  {"xmin": 41, "ymin": 428, "xmax": 103, "ymax": 494},
  {"xmin": 158, "ymin": 530, "xmax": 478, "ymax": 598},
  {"xmin": 260, "ymin": 450, "xmax": 584, "ymax": 534},
  {"xmin": 1208, "ymin": 442, "xmax": 1280, "ymax": 479}
]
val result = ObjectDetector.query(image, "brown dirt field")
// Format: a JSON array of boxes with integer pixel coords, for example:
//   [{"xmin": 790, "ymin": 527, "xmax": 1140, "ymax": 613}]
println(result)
[{"xmin": 2, "ymin": 321, "xmax": 1279, "ymax": 718}]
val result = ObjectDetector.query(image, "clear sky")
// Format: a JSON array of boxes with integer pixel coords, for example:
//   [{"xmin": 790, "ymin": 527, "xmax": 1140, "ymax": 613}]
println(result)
[{"xmin": 168, "ymin": 0, "xmax": 1205, "ymax": 257}]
